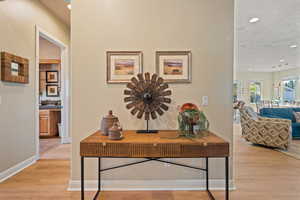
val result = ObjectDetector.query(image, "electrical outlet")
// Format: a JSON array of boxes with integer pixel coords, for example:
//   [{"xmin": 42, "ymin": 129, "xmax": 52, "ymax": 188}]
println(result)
[{"xmin": 202, "ymin": 96, "xmax": 208, "ymax": 106}]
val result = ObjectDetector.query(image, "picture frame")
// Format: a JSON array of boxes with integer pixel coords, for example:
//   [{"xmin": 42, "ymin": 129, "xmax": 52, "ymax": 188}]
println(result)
[
  {"xmin": 46, "ymin": 71, "xmax": 59, "ymax": 83},
  {"xmin": 1, "ymin": 51, "xmax": 29, "ymax": 84},
  {"xmin": 156, "ymin": 51, "xmax": 192, "ymax": 83},
  {"xmin": 46, "ymin": 85, "xmax": 59, "ymax": 97},
  {"xmin": 107, "ymin": 51, "xmax": 143, "ymax": 83}
]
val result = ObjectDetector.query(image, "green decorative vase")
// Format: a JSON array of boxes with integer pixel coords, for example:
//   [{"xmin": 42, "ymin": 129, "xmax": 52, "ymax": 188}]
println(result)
[{"xmin": 178, "ymin": 104, "xmax": 209, "ymax": 138}]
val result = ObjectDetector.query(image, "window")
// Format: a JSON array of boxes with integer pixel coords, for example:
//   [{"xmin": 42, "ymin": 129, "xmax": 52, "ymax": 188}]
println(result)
[
  {"xmin": 249, "ymin": 81, "xmax": 262, "ymax": 103},
  {"xmin": 233, "ymin": 80, "xmax": 241, "ymax": 102},
  {"xmin": 282, "ymin": 79, "xmax": 296, "ymax": 102},
  {"xmin": 233, "ymin": 83, "xmax": 238, "ymax": 102}
]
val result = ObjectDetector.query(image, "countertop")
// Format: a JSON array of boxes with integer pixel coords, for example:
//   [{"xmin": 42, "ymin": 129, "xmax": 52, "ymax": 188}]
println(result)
[{"xmin": 39, "ymin": 105, "xmax": 63, "ymax": 110}]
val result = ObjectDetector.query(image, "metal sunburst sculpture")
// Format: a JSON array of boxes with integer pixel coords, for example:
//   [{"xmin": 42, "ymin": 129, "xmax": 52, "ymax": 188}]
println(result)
[{"xmin": 124, "ymin": 72, "xmax": 172, "ymax": 133}]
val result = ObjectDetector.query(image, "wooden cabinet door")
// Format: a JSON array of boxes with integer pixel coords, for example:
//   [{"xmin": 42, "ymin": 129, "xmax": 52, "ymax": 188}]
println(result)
[
  {"xmin": 40, "ymin": 115, "xmax": 49, "ymax": 136},
  {"xmin": 49, "ymin": 111, "xmax": 61, "ymax": 137},
  {"xmin": 39, "ymin": 110, "xmax": 61, "ymax": 137},
  {"xmin": 40, "ymin": 110, "xmax": 49, "ymax": 136}
]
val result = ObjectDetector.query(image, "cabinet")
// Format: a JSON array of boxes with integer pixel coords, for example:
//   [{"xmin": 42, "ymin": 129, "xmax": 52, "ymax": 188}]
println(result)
[{"xmin": 39, "ymin": 109, "xmax": 61, "ymax": 137}]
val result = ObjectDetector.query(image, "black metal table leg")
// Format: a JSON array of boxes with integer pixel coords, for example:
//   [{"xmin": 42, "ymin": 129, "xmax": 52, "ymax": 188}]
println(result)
[
  {"xmin": 99, "ymin": 158, "xmax": 101, "ymax": 191},
  {"xmin": 81, "ymin": 157, "xmax": 84, "ymax": 200},
  {"xmin": 206, "ymin": 157, "xmax": 209, "ymax": 191},
  {"xmin": 93, "ymin": 158, "xmax": 101, "ymax": 200},
  {"xmin": 225, "ymin": 157, "xmax": 229, "ymax": 200},
  {"xmin": 80, "ymin": 156, "xmax": 229, "ymax": 200},
  {"xmin": 206, "ymin": 157, "xmax": 215, "ymax": 200}
]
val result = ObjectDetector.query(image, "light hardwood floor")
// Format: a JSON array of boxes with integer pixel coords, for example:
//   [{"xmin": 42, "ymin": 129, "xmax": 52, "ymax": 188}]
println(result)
[
  {"xmin": 0, "ymin": 125, "xmax": 300, "ymax": 200},
  {"xmin": 40, "ymin": 138, "xmax": 70, "ymax": 160}
]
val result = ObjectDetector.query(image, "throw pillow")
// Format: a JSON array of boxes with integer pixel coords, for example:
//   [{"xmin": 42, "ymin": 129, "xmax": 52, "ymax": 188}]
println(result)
[
  {"xmin": 293, "ymin": 112, "xmax": 300, "ymax": 122},
  {"xmin": 244, "ymin": 106, "xmax": 259, "ymax": 120}
]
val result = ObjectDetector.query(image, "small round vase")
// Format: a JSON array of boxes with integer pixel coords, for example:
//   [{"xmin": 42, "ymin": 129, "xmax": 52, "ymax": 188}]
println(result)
[
  {"xmin": 108, "ymin": 122, "xmax": 123, "ymax": 140},
  {"xmin": 100, "ymin": 110, "xmax": 119, "ymax": 136}
]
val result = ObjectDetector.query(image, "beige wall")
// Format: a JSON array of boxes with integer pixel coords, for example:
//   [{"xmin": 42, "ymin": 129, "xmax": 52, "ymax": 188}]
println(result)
[
  {"xmin": 39, "ymin": 37, "xmax": 61, "ymax": 60},
  {"xmin": 71, "ymin": 0, "xmax": 234, "ymax": 182},
  {"xmin": 0, "ymin": 0, "xmax": 69, "ymax": 173},
  {"xmin": 236, "ymin": 71, "xmax": 273, "ymax": 104}
]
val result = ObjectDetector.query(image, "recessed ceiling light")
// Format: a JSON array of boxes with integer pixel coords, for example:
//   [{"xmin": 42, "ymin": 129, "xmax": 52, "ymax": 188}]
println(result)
[
  {"xmin": 67, "ymin": 4, "xmax": 71, "ymax": 10},
  {"xmin": 249, "ymin": 17, "xmax": 260, "ymax": 23},
  {"xmin": 290, "ymin": 45, "xmax": 297, "ymax": 48},
  {"xmin": 280, "ymin": 59, "xmax": 285, "ymax": 63}
]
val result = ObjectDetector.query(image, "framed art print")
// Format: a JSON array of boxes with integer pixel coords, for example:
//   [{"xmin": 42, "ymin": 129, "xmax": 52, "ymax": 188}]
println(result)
[
  {"xmin": 1, "ymin": 51, "xmax": 29, "ymax": 84},
  {"xmin": 46, "ymin": 85, "xmax": 59, "ymax": 97},
  {"xmin": 107, "ymin": 51, "xmax": 143, "ymax": 83},
  {"xmin": 46, "ymin": 71, "xmax": 59, "ymax": 83},
  {"xmin": 156, "ymin": 51, "xmax": 191, "ymax": 83},
  {"xmin": 11, "ymin": 62, "xmax": 20, "ymax": 76}
]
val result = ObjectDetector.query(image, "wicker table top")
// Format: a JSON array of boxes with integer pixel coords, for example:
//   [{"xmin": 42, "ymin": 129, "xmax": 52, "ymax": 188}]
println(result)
[{"xmin": 80, "ymin": 130, "xmax": 229, "ymax": 158}]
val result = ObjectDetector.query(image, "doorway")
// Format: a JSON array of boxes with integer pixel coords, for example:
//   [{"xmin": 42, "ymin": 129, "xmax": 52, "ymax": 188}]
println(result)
[{"xmin": 35, "ymin": 26, "xmax": 70, "ymax": 160}]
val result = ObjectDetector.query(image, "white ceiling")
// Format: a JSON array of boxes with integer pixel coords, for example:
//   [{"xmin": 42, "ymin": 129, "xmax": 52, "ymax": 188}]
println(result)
[
  {"xmin": 237, "ymin": 0, "xmax": 300, "ymax": 72},
  {"xmin": 39, "ymin": 0, "xmax": 70, "ymax": 26},
  {"xmin": 38, "ymin": 0, "xmax": 300, "ymax": 73}
]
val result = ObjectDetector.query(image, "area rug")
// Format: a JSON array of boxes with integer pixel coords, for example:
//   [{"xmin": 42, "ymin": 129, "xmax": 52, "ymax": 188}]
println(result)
[{"xmin": 276, "ymin": 140, "xmax": 300, "ymax": 160}]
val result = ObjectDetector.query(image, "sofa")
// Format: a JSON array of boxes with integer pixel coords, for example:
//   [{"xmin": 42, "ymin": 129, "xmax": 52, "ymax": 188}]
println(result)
[
  {"xmin": 260, "ymin": 107, "xmax": 300, "ymax": 139},
  {"xmin": 240, "ymin": 106, "xmax": 291, "ymax": 150}
]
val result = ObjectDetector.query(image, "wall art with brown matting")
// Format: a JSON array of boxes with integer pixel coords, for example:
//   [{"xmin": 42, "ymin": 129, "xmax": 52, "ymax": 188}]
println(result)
[
  {"xmin": 107, "ymin": 51, "xmax": 143, "ymax": 84},
  {"xmin": 46, "ymin": 85, "xmax": 59, "ymax": 97},
  {"xmin": 1, "ymin": 52, "xmax": 29, "ymax": 84},
  {"xmin": 156, "ymin": 51, "xmax": 191, "ymax": 83}
]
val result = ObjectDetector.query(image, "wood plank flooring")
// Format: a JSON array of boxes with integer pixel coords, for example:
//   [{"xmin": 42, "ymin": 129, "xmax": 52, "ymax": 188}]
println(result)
[
  {"xmin": 40, "ymin": 138, "xmax": 61, "ymax": 154},
  {"xmin": 0, "ymin": 124, "xmax": 299, "ymax": 200},
  {"xmin": 40, "ymin": 138, "xmax": 70, "ymax": 160}
]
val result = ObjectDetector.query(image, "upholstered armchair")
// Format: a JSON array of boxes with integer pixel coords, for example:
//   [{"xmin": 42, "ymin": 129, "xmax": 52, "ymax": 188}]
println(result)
[{"xmin": 239, "ymin": 106, "xmax": 291, "ymax": 150}]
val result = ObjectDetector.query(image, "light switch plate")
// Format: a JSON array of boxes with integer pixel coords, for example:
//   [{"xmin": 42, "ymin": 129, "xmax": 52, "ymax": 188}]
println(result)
[
  {"xmin": 0, "ymin": 96, "xmax": 2, "ymax": 105},
  {"xmin": 202, "ymin": 96, "xmax": 208, "ymax": 106}
]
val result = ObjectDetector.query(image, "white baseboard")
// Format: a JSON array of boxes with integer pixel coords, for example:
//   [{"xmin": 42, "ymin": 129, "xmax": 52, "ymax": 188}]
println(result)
[
  {"xmin": 0, "ymin": 156, "xmax": 36, "ymax": 183},
  {"xmin": 68, "ymin": 179, "xmax": 235, "ymax": 191},
  {"xmin": 61, "ymin": 137, "xmax": 71, "ymax": 144}
]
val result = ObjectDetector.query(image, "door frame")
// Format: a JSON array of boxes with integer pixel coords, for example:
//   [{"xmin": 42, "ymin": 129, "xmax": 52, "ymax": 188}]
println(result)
[{"xmin": 35, "ymin": 25, "xmax": 70, "ymax": 160}]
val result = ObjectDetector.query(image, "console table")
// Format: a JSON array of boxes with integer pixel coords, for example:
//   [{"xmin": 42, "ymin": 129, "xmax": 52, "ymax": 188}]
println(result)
[{"xmin": 80, "ymin": 130, "xmax": 230, "ymax": 200}]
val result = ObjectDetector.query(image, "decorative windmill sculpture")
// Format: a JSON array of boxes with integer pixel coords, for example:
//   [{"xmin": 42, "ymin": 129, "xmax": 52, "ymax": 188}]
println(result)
[{"xmin": 124, "ymin": 72, "xmax": 172, "ymax": 133}]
